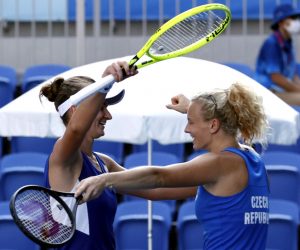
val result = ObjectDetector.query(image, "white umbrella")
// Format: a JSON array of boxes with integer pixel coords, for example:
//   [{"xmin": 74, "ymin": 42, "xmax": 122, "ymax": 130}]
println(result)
[{"xmin": 0, "ymin": 56, "xmax": 299, "ymax": 145}]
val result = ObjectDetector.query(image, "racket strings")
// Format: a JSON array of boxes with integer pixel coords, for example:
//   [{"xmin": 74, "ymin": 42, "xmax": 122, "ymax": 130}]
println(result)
[
  {"xmin": 14, "ymin": 190, "xmax": 74, "ymax": 244},
  {"xmin": 150, "ymin": 10, "xmax": 226, "ymax": 55}
]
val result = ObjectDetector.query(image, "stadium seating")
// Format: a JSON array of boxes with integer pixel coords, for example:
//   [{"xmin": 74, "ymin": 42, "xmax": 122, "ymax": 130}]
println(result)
[
  {"xmin": 113, "ymin": 200, "xmax": 172, "ymax": 250},
  {"xmin": 0, "ymin": 201, "xmax": 40, "ymax": 250},
  {"xmin": 3, "ymin": 0, "xmax": 298, "ymax": 22},
  {"xmin": 124, "ymin": 151, "xmax": 180, "ymax": 169},
  {"xmin": 265, "ymin": 164, "xmax": 299, "ymax": 204},
  {"xmin": 132, "ymin": 140, "xmax": 185, "ymax": 162},
  {"xmin": 22, "ymin": 64, "xmax": 71, "ymax": 93},
  {"xmin": 267, "ymin": 199, "xmax": 299, "ymax": 250},
  {"xmin": 186, "ymin": 150, "xmax": 208, "ymax": 161},
  {"xmin": 123, "ymin": 151, "xmax": 180, "ymax": 214},
  {"xmin": 0, "ymin": 65, "xmax": 17, "ymax": 108},
  {"xmin": 0, "ymin": 152, "xmax": 48, "ymax": 201},
  {"xmin": 221, "ymin": 62, "xmax": 255, "ymax": 78},
  {"xmin": 10, "ymin": 136, "xmax": 56, "ymax": 154},
  {"xmin": 67, "ymin": 0, "xmax": 293, "ymax": 21},
  {"xmin": 93, "ymin": 140, "xmax": 124, "ymax": 164},
  {"xmin": 177, "ymin": 200, "xmax": 204, "ymax": 250},
  {"xmin": 0, "ymin": 152, "xmax": 48, "ymax": 169},
  {"xmin": 263, "ymin": 141, "xmax": 300, "ymax": 154},
  {"xmin": 262, "ymin": 151, "xmax": 300, "ymax": 204},
  {"xmin": 261, "ymin": 151, "xmax": 300, "ymax": 169},
  {"xmin": 0, "ymin": 137, "xmax": 2, "ymax": 159}
]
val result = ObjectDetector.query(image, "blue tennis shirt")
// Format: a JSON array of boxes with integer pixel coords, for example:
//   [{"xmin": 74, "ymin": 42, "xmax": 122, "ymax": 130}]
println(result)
[
  {"xmin": 195, "ymin": 147, "xmax": 269, "ymax": 250},
  {"xmin": 44, "ymin": 152, "xmax": 117, "ymax": 250},
  {"xmin": 255, "ymin": 31, "xmax": 297, "ymax": 91}
]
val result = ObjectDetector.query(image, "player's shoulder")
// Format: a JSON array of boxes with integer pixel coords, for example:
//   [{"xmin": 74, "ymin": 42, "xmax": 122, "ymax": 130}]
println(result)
[
  {"xmin": 94, "ymin": 152, "xmax": 119, "ymax": 172},
  {"xmin": 264, "ymin": 33, "xmax": 280, "ymax": 46}
]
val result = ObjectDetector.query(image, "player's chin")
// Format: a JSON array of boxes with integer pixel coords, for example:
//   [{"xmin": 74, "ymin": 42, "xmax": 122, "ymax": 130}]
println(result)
[
  {"xmin": 94, "ymin": 130, "xmax": 105, "ymax": 138},
  {"xmin": 192, "ymin": 141, "xmax": 201, "ymax": 151}
]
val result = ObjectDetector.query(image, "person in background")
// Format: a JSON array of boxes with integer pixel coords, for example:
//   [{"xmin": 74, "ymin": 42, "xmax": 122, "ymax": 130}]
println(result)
[
  {"xmin": 255, "ymin": 3, "xmax": 300, "ymax": 105},
  {"xmin": 75, "ymin": 82, "xmax": 270, "ymax": 250}
]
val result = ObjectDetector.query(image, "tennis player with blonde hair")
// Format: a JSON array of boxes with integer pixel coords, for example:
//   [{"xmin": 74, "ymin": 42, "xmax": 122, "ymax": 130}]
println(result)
[{"xmin": 75, "ymin": 82, "xmax": 270, "ymax": 249}]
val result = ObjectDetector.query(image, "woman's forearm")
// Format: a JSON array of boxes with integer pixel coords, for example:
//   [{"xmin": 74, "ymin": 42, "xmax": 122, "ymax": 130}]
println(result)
[
  {"xmin": 75, "ymin": 165, "xmax": 166, "ymax": 203},
  {"xmin": 104, "ymin": 166, "xmax": 164, "ymax": 190}
]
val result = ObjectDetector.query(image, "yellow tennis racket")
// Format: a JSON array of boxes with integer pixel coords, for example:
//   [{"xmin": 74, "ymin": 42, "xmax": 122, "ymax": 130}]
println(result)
[
  {"xmin": 58, "ymin": 3, "xmax": 231, "ymax": 116},
  {"xmin": 130, "ymin": 3, "xmax": 231, "ymax": 69}
]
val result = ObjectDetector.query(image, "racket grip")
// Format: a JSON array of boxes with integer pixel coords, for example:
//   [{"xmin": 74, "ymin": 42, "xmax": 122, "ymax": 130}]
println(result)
[{"xmin": 58, "ymin": 74, "xmax": 115, "ymax": 116}]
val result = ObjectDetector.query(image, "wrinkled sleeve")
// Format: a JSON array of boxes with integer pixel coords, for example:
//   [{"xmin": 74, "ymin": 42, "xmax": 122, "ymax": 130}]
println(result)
[{"xmin": 262, "ymin": 40, "xmax": 281, "ymax": 75}]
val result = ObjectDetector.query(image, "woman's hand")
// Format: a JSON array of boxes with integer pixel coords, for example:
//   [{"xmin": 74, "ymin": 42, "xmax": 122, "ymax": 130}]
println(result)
[
  {"xmin": 74, "ymin": 175, "xmax": 107, "ymax": 204},
  {"xmin": 166, "ymin": 94, "xmax": 190, "ymax": 114},
  {"xmin": 102, "ymin": 61, "xmax": 138, "ymax": 82}
]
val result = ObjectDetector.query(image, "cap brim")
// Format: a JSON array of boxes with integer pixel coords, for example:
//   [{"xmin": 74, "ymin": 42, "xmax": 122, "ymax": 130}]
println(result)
[
  {"xmin": 271, "ymin": 11, "xmax": 300, "ymax": 29},
  {"xmin": 105, "ymin": 89, "xmax": 125, "ymax": 106}
]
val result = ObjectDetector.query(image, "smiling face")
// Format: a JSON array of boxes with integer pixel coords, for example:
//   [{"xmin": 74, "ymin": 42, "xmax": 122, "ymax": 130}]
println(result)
[
  {"xmin": 185, "ymin": 101, "xmax": 214, "ymax": 150},
  {"xmin": 88, "ymin": 105, "xmax": 112, "ymax": 139}
]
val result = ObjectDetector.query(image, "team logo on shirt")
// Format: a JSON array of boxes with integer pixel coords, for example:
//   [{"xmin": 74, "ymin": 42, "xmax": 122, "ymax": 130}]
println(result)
[{"xmin": 244, "ymin": 196, "xmax": 269, "ymax": 224}]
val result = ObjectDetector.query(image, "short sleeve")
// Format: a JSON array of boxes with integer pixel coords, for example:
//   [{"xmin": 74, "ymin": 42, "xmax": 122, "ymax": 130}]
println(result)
[{"xmin": 261, "ymin": 39, "xmax": 282, "ymax": 75}]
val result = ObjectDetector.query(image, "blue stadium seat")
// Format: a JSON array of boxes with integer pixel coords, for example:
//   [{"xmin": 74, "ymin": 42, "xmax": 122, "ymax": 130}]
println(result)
[
  {"xmin": 266, "ymin": 164, "xmax": 300, "ymax": 204},
  {"xmin": 10, "ymin": 136, "xmax": 57, "ymax": 154},
  {"xmin": 221, "ymin": 62, "xmax": 255, "ymax": 78},
  {"xmin": 132, "ymin": 140, "xmax": 185, "ymax": 162},
  {"xmin": 263, "ymin": 140, "xmax": 300, "ymax": 154},
  {"xmin": 262, "ymin": 151, "xmax": 300, "ymax": 204},
  {"xmin": 261, "ymin": 151, "xmax": 300, "ymax": 167},
  {"xmin": 0, "ymin": 65, "xmax": 17, "ymax": 108},
  {"xmin": 0, "ymin": 201, "xmax": 39, "ymax": 250},
  {"xmin": 11, "ymin": 136, "xmax": 56, "ymax": 154},
  {"xmin": 3, "ymin": 0, "xmax": 299, "ymax": 22},
  {"xmin": 267, "ymin": 199, "xmax": 299, "ymax": 250},
  {"xmin": 93, "ymin": 140, "xmax": 124, "ymax": 164},
  {"xmin": 123, "ymin": 151, "xmax": 179, "ymax": 214},
  {"xmin": 186, "ymin": 150, "xmax": 208, "ymax": 161},
  {"xmin": 177, "ymin": 200, "xmax": 204, "ymax": 250},
  {"xmin": 292, "ymin": 105, "xmax": 300, "ymax": 113},
  {"xmin": 0, "ymin": 137, "xmax": 3, "ymax": 159},
  {"xmin": 0, "ymin": 152, "xmax": 48, "ymax": 201},
  {"xmin": 22, "ymin": 64, "xmax": 71, "ymax": 93},
  {"xmin": 0, "ymin": 152, "xmax": 48, "ymax": 169},
  {"xmin": 124, "ymin": 151, "xmax": 180, "ymax": 169},
  {"xmin": 67, "ymin": 0, "xmax": 288, "ymax": 21},
  {"xmin": 113, "ymin": 200, "xmax": 172, "ymax": 250}
]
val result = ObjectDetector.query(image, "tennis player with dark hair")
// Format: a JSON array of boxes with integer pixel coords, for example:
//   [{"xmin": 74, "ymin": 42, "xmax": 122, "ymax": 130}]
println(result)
[
  {"xmin": 39, "ymin": 61, "xmax": 139, "ymax": 250},
  {"xmin": 75, "ymin": 83, "xmax": 270, "ymax": 249},
  {"xmin": 255, "ymin": 3, "xmax": 300, "ymax": 105}
]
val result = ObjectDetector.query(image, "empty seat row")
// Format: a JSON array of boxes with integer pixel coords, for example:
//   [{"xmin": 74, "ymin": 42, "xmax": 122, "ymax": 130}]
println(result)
[
  {"xmin": 0, "ymin": 152, "xmax": 48, "ymax": 201},
  {"xmin": 2, "ymin": 145, "xmax": 300, "ymax": 205},
  {"xmin": 0, "ymin": 64, "xmax": 71, "ymax": 109},
  {"xmin": 0, "ymin": 201, "xmax": 40, "ymax": 250},
  {"xmin": 0, "ymin": 198, "xmax": 297, "ymax": 250},
  {"xmin": 116, "ymin": 199, "xmax": 298, "ymax": 250},
  {"xmin": 3, "ymin": 136, "xmax": 187, "ymax": 163}
]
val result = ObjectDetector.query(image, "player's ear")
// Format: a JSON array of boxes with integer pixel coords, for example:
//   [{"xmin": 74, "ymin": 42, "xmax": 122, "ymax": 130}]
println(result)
[
  {"xmin": 209, "ymin": 118, "xmax": 220, "ymax": 134},
  {"xmin": 69, "ymin": 105, "xmax": 76, "ymax": 114}
]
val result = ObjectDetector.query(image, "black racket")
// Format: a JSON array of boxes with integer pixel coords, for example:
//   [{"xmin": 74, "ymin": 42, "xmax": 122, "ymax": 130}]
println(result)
[{"xmin": 9, "ymin": 185, "xmax": 82, "ymax": 248}]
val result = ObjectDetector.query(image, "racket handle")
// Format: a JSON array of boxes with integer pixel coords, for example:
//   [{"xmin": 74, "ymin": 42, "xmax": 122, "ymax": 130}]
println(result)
[{"xmin": 58, "ymin": 74, "xmax": 115, "ymax": 116}]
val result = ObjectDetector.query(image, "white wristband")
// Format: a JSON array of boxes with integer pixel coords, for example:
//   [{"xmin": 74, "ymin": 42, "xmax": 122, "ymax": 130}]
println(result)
[
  {"xmin": 98, "ymin": 81, "xmax": 113, "ymax": 93},
  {"xmin": 58, "ymin": 74, "xmax": 115, "ymax": 116}
]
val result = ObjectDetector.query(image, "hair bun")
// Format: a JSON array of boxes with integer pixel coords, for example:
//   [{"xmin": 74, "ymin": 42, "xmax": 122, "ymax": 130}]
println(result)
[{"xmin": 40, "ymin": 77, "xmax": 64, "ymax": 102}]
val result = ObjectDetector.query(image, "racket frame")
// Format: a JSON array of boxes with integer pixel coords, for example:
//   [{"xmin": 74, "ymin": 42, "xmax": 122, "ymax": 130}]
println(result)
[
  {"xmin": 130, "ymin": 3, "xmax": 231, "ymax": 69},
  {"xmin": 9, "ymin": 185, "xmax": 77, "ymax": 248}
]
